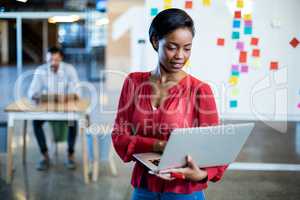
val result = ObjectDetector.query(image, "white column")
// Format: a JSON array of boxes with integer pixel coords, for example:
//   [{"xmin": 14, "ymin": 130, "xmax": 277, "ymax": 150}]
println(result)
[{"xmin": 16, "ymin": 17, "xmax": 22, "ymax": 75}]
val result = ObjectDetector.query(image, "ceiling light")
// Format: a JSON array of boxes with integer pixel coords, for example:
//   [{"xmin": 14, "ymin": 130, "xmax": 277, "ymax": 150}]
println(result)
[{"xmin": 48, "ymin": 15, "xmax": 80, "ymax": 23}]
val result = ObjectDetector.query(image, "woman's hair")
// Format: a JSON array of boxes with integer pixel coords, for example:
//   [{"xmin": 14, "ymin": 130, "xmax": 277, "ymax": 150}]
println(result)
[{"xmin": 149, "ymin": 8, "xmax": 195, "ymax": 51}]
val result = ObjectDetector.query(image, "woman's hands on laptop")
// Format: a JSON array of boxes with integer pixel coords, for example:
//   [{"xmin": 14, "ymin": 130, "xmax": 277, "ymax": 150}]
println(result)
[{"xmin": 155, "ymin": 155, "xmax": 208, "ymax": 182}]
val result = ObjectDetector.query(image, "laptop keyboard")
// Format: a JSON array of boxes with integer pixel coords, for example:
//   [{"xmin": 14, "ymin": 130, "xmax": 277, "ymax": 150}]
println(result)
[{"xmin": 149, "ymin": 159, "xmax": 160, "ymax": 166}]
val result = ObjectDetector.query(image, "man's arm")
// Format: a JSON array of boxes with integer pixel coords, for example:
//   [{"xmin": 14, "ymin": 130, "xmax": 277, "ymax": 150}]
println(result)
[{"xmin": 28, "ymin": 69, "xmax": 44, "ymax": 102}]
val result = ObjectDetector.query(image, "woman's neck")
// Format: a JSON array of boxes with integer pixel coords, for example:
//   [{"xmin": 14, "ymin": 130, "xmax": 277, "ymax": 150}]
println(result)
[{"xmin": 152, "ymin": 65, "xmax": 186, "ymax": 84}]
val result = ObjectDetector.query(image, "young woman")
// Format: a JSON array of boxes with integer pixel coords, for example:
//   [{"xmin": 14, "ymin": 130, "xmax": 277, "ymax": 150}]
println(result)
[{"xmin": 112, "ymin": 8, "xmax": 227, "ymax": 200}]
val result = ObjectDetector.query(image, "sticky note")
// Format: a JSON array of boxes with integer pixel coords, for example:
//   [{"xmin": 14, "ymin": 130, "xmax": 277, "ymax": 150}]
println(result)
[
  {"xmin": 270, "ymin": 61, "xmax": 279, "ymax": 70},
  {"xmin": 233, "ymin": 20, "xmax": 241, "ymax": 28},
  {"xmin": 236, "ymin": 41, "xmax": 244, "ymax": 51},
  {"xmin": 185, "ymin": 1, "xmax": 193, "ymax": 9},
  {"xmin": 244, "ymin": 26, "xmax": 252, "ymax": 35},
  {"xmin": 252, "ymin": 49, "xmax": 260, "ymax": 57},
  {"xmin": 163, "ymin": 0, "xmax": 172, "ymax": 9},
  {"xmin": 232, "ymin": 71, "xmax": 240, "ymax": 77},
  {"xmin": 217, "ymin": 38, "xmax": 225, "ymax": 46},
  {"xmin": 202, "ymin": 0, "xmax": 211, "ymax": 6},
  {"xmin": 251, "ymin": 37, "xmax": 259, "ymax": 46},
  {"xmin": 252, "ymin": 58, "xmax": 261, "ymax": 69},
  {"xmin": 232, "ymin": 64, "xmax": 239, "ymax": 72},
  {"xmin": 244, "ymin": 20, "xmax": 252, "ymax": 27},
  {"xmin": 164, "ymin": 5, "xmax": 172, "ymax": 9},
  {"xmin": 232, "ymin": 31, "xmax": 240, "ymax": 39},
  {"xmin": 290, "ymin": 37, "xmax": 299, "ymax": 48},
  {"xmin": 230, "ymin": 100, "xmax": 238, "ymax": 108},
  {"xmin": 231, "ymin": 88, "xmax": 240, "ymax": 97},
  {"xmin": 184, "ymin": 59, "xmax": 191, "ymax": 67},
  {"xmin": 239, "ymin": 51, "xmax": 247, "ymax": 63},
  {"xmin": 234, "ymin": 11, "xmax": 241, "ymax": 19},
  {"xmin": 229, "ymin": 76, "xmax": 239, "ymax": 85},
  {"xmin": 298, "ymin": 102, "xmax": 300, "ymax": 109},
  {"xmin": 150, "ymin": 8, "xmax": 159, "ymax": 16},
  {"xmin": 243, "ymin": 14, "xmax": 252, "ymax": 20},
  {"xmin": 237, "ymin": 0, "xmax": 244, "ymax": 8},
  {"xmin": 241, "ymin": 65, "xmax": 249, "ymax": 73}
]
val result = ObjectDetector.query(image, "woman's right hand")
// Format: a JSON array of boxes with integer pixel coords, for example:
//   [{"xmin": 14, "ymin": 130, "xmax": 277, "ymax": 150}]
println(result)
[{"xmin": 153, "ymin": 140, "xmax": 167, "ymax": 152}]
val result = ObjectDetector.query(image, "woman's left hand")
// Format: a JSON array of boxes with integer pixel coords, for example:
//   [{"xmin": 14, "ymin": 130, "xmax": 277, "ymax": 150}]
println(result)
[{"xmin": 156, "ymin": 155, "xmax": 208, "ymax": 182}]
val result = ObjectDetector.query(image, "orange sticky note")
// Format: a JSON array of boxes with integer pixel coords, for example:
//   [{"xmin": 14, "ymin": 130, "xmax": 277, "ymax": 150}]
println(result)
[
  {"xmin": 252, "ymin": 49, "xmax": 260, "ymax": 57},
  {"xmin": 270, "ymin": 61, "xmax": 279, "ymax": 70},
  {"xmin": 185, "ymin": 1, "xmax": 193, "ymax": 9},
  {"xmin": 239, "ymin": 51, "xmax": 247, "ymax": 63},
  {"xmin": 251, "ymin": 37, "xmax": 259, "ymax": 46},
  {"xmin": 217, "ymin": 38, "xmax": 225, "ymax": 46}
]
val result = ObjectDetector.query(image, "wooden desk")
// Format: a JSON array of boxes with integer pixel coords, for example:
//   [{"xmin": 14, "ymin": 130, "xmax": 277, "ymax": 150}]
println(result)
[{"xmin": 4, "ymin": 98, "xmax": 91, "ymax": 184}]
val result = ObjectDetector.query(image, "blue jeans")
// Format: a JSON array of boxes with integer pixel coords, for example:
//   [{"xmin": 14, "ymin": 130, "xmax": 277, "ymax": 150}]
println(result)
[
  {"xmin": 33, "ymin": 120, "xmax": 77, "ymax": 155},
  {"xmin": 131, "ymin": 188, "xmax": 206, "ymax": 200}
]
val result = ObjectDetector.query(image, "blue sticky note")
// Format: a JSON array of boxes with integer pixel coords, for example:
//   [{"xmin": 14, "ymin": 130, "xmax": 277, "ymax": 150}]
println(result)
[
  {"xmin": 232, "ymin": 31, "xmax": 240, "ymax": 39},
  {"xmin": 230, "ymin": 100, "xmax": 238, "ymax": 108},
  {"xmin": 244, "ymin": 27, "xmax": 252, "ymax": 35},
  {"xmin": 233, "ymin": 20, "xmax": 241, "ymax": 28},
  {"xmin": 151, "ymin": 8, "xmax": 158, "ymax": 16}
]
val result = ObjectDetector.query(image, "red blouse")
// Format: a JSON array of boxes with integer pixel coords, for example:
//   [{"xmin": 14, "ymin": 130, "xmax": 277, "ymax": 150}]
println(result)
[{"xmin": 112, "ymin": 72, "xmax": 227, "ymax": 194}]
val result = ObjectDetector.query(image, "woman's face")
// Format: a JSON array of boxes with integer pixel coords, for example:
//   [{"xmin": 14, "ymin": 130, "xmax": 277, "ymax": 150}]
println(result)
[{"xmin": 156, "ymin": 27, "xmax": 193, "ymax": 73}]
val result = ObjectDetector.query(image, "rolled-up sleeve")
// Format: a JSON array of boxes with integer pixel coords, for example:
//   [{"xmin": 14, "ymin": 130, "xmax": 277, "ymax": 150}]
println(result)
[
  {"xmin": 196, "ymin": 82, "xmax": 228, "ymax": 182},
  {"xmin": 111, "ymin": 74, "xmax": 157, "ymax": 163}
]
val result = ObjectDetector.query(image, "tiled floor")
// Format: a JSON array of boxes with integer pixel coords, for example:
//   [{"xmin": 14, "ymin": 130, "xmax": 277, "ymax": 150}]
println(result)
[{"xmin": 0, "ymin": 66, "xmax": 300, "ymax": 200}]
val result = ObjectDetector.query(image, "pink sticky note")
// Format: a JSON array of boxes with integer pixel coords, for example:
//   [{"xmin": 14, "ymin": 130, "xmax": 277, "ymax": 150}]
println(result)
[
  {"xmin": 236, "ymin": 41, "xmax": 244, "ymax": 51},
  {"xmin": 298, "ymin": 103, "xmax": 300, "ymax": 109},
  {"xmin": 241, "ymin": 65, "xmax": 248, "ymax": 73},
  {"xmin": 232, "ymin": 64, "xmax": 239, "ymax": 71},
  {"xmin": 244, "ymin": 20, "xmax": 252, "ymax": 27}
]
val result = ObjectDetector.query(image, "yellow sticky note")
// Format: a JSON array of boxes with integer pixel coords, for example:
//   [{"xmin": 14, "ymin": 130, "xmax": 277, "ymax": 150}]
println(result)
[
  {"xmin": 243, "ymin": 14, "xmax": 252, "ymax": 20},
  {"xmin": 229, "ymin": 76, "xmax": 239, "ymax": 86},
  {"xmin": 252, "ymin": 58, "xmax": 261, "ymax": 69},
  {"xmin": 184, "ymin": 59, "xmax": 191, "ymax": 68},
  {"xmin": 163, "ymin": 0, "xmax": 172, "ymax": 9},
  {"xmin": 231, "ymin": 88, "xmax": 240, "ymax": 97},
  {"xmin": 202, "ymin": 0, "xmax": 211, "ymax": 6},
  {"xmin": 237, "ymin": 0, "xmax": 244, "ymax": 8}
]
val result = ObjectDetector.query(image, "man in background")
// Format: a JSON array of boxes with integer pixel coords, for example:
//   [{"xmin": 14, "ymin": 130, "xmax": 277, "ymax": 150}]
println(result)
[{"xmin": 28, "ymin": 47, "xmax": 81, "ymax": 171}]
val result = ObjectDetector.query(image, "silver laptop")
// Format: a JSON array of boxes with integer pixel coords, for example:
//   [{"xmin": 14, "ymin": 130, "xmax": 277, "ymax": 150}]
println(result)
[{"xmin": 133, "ymin": 123, "xmax": 255, "ymax": 173}]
